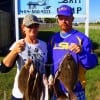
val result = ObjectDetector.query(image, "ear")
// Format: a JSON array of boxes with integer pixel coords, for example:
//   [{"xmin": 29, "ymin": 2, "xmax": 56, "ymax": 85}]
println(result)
[
  {"xmin": 21, "ymin": 25, "xmax": 26, "ymax": 37},
  {"xmin": 56, "ymin": 18, "xmax": 58, "ymax": 23}
]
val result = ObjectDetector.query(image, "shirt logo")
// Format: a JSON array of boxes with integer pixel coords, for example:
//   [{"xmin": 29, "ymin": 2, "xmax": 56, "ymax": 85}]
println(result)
[{"xmin": 53, "ymin": 42, "xmax": 69, "ymax": 50}]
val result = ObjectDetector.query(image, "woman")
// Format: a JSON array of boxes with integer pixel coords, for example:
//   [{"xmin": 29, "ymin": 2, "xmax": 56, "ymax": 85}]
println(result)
[{"xmin": 0, "ymin": 14, "xmax": 48, "ymax": 99}]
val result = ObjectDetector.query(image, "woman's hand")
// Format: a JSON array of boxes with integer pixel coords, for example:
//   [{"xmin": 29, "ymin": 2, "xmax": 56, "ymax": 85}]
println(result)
[
  {"xmin": 48, "ymin": 74, "xmax": 54, "ymax": 86},
  {"xmin": 43, "ymin": 74, "xmax": 49, "ymax": 87},
  {"xmin": 12, "ymin": 39, "xmax": 25, "ymax": 54}
]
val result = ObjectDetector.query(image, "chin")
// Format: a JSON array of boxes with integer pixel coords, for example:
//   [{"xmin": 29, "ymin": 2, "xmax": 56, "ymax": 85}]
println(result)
[
  {"xmin": 30, "ymin": 33, "xmax": 37, "ymax": 36},
  {"xmin": 62, "ymin": 26, "xmax": 71, "ymax": 30},
  {"xmin": 29, "ymin": 35, "xmax": 36, "ymax": 38}
]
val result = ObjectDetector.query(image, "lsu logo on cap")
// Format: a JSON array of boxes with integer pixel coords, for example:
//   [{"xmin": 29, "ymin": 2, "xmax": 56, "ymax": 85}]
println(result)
[{"xmin": 58, "ymin": 6, "xmax": 68, "ymax": 12}]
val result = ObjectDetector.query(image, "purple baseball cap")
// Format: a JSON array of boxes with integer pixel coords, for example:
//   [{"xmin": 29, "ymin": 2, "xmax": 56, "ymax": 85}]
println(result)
[{"xmin": 57, "ymin": 5, "xmax": 73, "ymax": 16}]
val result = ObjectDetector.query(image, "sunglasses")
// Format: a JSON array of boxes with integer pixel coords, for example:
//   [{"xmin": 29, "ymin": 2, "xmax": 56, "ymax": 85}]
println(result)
[{"xmin": 27, "ymin": 24, "xmax": 39, "ymax": 28}]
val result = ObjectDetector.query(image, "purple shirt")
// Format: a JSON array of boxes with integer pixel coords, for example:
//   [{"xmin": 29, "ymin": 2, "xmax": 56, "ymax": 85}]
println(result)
[{"xmin": 48, "ymin": 29, "xmax": 98, "ymax": 92}]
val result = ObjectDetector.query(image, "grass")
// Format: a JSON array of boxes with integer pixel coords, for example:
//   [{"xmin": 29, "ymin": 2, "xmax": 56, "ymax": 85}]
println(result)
[
  {"xmin": 86, "ymin": 57, "xmax": 100, "ymax": 100},
  {"xmin": 0, "ymin": 26, "xmax": 100, "ymax": 99},
  {"xmin": 0, "ymin": 68, "xmax": 16, "ymax": 100}
]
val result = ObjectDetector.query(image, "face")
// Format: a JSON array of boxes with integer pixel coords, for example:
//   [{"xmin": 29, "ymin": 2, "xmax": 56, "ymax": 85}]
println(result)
[
  {"xmin": 22, "ymin": 24, "xmax": 39, "ymax": 38},
  {"xmin": 57, "ymin": 15, "xmax": 74, "ymax": 32}
]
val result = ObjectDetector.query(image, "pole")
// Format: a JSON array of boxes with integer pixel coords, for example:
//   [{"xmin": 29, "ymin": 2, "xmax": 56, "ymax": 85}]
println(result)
[
  {"xmin": 15, "ymin": 0, "xmax": 19, "ymax": 41},
  {"xmin": 85, "ymin": 0, "xmax": 89, "ymax": 37}
]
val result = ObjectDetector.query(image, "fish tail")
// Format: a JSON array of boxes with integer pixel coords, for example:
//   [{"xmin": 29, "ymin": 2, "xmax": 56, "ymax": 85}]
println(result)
[{"xmin": 69, "ymin": 91, "xmax": 77, "ymax": 100}]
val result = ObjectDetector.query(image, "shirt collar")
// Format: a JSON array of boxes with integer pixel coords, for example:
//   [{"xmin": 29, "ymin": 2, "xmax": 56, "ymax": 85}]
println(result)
[{"xmin": 60, "ymin": 29, "xmax": 75, "ymax": 38}]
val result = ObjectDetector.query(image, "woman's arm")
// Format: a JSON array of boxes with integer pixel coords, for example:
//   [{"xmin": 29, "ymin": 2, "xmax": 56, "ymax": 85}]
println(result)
[{"xmin": 0, "ymin": 39, "xmax": 25, "ymax": 73}]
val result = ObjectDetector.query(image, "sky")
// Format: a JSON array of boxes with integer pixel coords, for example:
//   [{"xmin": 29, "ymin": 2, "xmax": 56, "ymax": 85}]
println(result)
[{"xmin": 90, "ymin": 0, "xmax": 100, "ymax": 22}]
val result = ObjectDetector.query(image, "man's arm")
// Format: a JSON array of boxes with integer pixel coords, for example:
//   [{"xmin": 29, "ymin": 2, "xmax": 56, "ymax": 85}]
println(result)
[{"xmin": 78, "ymin": 37, "xmax": 98, "ymax": 69}]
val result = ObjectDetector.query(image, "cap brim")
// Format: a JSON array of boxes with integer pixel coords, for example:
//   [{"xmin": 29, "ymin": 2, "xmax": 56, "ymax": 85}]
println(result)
[
  {"xmin": 25, "ymin": 21, "xmax": 40, "ymax": 27},
  {"xmin": 57, "ymin": 13, "xmax": 72, "ymax": 17}
]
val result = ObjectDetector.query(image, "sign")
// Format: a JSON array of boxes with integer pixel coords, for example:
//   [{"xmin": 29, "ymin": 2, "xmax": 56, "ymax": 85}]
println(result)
[
  {"xmin": 17, "ymin": 0, "xmax": 86, "ymax": 18},
  {"xmin": 15, "ymin": 0, "xmax": 89, "ymax": 40}
]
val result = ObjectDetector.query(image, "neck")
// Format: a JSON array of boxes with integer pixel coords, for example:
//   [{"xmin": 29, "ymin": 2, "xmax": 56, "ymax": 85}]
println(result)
[
  {"xmin": 61, "ymin": 29, "xmax": 72, "ymax": 33},
  {"xmin": 24, "ymin": 37, "xmax": 38, "ymax": 44}
]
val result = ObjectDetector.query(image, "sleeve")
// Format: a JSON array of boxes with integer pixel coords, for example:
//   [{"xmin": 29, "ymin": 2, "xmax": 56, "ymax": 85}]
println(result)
[
  {"xmin": 0, "ymin": 61, "xmax": 13, "ymax": 73},
  {"xmin": 0, "ymin": 41, "xmax": 19, "ymax": 73},
  {"xmin": 78, "ymin": 37, "xmax": 98, "ymax": 69},
  {"xmin": 0, "ymin": 54, "xmax": 19, "ymax": 73}
]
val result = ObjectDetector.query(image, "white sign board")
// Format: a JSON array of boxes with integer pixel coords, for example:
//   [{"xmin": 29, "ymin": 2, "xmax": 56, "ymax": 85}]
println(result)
[
  {"xmin": 14, "ymin": 0, "xmax": 89, "ymax": 40},
  {"xmin": 17, "ymin": 0, "xmax": 86, "ymax": 18}
]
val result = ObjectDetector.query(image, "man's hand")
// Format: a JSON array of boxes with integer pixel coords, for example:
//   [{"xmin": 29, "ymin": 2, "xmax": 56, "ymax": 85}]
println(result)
[{"xmin": 69, "ymin": 43, "xmax": 82, "ymax": 53}]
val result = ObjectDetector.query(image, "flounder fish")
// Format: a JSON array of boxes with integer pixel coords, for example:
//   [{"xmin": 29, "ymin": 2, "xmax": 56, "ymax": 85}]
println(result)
[
  {"xmin": 18, "ymin": 59, "xmax": 43, "ymax": 100},
  {"xmin": 54, "ymin": 54, "xmax": 78, "ymax": 100}
]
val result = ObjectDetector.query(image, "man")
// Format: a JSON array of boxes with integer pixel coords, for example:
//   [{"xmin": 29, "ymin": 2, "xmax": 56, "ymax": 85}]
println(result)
[{"xmin": 48, "ymin": 5, "xmax": 98, "ymax": 100}]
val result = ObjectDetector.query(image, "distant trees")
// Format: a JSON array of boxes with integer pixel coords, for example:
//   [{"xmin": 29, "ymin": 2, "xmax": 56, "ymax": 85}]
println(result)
[
  {"xmin": 96, "ymin": 20, "xmax": 100, "ymax": 24},
  {"xmin": 44, "ymin": 18, "xmax": 56, "ymax": 23}
]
